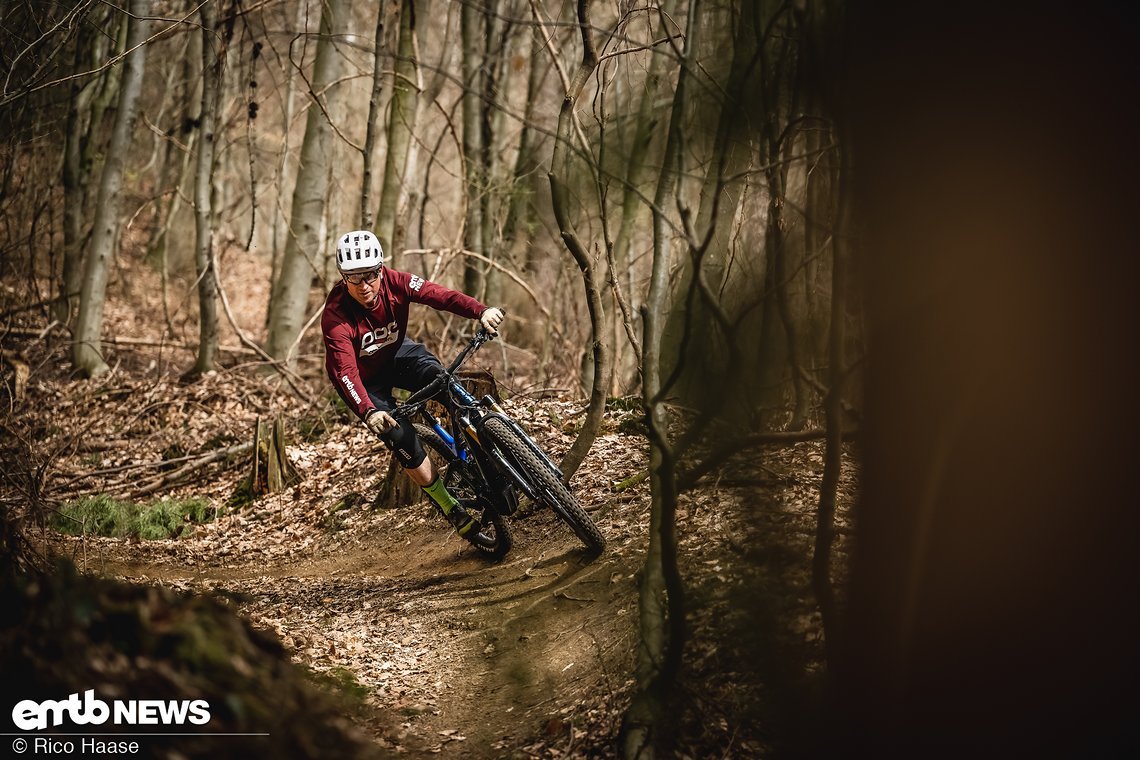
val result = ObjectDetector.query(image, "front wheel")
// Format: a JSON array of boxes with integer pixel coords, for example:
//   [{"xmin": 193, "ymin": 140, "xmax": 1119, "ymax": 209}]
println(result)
[
  {"xmin": 481, "ymin": 417, "xmax": 605, "ymax": 555},
  {"xmin": 415, "ymin": 424, "xmax": 511, "ymax": 560}
]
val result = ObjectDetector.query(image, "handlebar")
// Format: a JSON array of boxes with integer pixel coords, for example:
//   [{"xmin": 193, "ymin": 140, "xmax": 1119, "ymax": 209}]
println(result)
[
  {"xmin": 392, "ymin": 326, "xmax": 498, "ymax": 418},
  {"xmin": 446, "ymin": 326, "xmax": 497, "ymax": 373}
]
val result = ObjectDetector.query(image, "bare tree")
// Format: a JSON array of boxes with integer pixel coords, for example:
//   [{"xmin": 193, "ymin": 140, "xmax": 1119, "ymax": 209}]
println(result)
[
  {"xmin": 607, "ymin": 17, "xmax": 670, "ymax": 393},
  {"xmin": 812, "ymin": 144, "xmax": 847, "ymax": 669},
  {"xmin": 57, "ymin": 8, "xmax": 115, "ymax": 325},
  {"xmin": 622, "ymin": 1, "xmax": 695, "ymax": 754},
  {"xmin": 265, "ymin": 0, "xmax": 350, "ymax": 365},
  {"xmin": 546, "ymin": 0, "xmax": 611, "ymax": 480},
  {"xmin": 375, "ymin": 0, "xmax": 420, "ymax": 255},
  {"xmin": 71, "ymin": 0, "xmax": 150, "ymax": 378},
  {"xmin": 361, "ymin": 0, "xmax": 394, "ymax": 229},
  {"xmin": 460, "ymin": 0, "xmax": 486, "ymax": 297},
  {"xmin": 189, "ymin": 0, "xmax": 225, "ymax": 377},
  {"xmin": 500, "ymin": 24, "xmax": 549, "ymax": 259},
  {"xmin": 144, "ymin": 16, "xmax": 202, "ymax": 339}
]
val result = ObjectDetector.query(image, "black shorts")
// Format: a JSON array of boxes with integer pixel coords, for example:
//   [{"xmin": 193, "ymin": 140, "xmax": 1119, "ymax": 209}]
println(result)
[{"xmin": 363, "ymin": 337, "xmax": 443, "ymax": 412}]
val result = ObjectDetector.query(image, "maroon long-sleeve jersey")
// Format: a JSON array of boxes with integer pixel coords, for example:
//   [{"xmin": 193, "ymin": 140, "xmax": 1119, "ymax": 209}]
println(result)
[{"xmin": 322, "ymin": 267, "xmax": 486, "ymax": 419}]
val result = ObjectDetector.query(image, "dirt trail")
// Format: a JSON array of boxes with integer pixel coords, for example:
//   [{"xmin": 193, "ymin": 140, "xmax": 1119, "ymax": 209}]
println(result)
[
  {"xmin": 33, "ymin": 363, "xmax": 849, "ymax": 757},
  {"xmin": 109, "ymin": 509, "xmax": 641, "ymax": 757}
]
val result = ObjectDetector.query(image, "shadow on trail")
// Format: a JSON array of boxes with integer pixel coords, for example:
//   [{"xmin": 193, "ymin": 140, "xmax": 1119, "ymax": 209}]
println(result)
[{"xmin": 403, "ymin": 546, "xmax": 609, "ymax": 619}]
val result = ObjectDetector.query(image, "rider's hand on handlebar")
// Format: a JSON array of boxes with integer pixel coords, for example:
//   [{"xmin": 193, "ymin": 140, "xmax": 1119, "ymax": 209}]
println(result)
[
  {"xmin": 480, "ymin": 307, "xmax": 505, "ymax": 335},
  {"xmin": 365, "ymin": 409, "xmax": 397, "ymax": 436}
]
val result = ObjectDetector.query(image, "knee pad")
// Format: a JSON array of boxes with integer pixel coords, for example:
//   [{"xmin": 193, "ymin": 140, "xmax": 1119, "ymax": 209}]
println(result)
[{"xmin": 380, "ymin": 417, "xmax": 427, "ymax": 469}]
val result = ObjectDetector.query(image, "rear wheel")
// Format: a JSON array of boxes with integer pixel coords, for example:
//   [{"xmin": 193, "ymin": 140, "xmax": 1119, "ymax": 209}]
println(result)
[
  {"xmin": 481, "ymin": 417, "xmax": 605, "ymax": 555},
  {"xmin": 414, "ymin": 424, "xmax": 511, "ymax": 559}
]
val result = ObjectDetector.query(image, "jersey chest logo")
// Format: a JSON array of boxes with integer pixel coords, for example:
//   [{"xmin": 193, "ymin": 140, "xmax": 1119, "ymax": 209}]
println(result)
[{"xmin": 359, "ymin": 320, "xmax": 400, "ymax": 356}]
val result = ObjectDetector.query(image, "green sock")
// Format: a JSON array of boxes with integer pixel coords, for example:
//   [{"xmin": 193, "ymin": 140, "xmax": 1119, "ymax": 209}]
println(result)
[{"xmin": 422, "ymin": 477, "xmax": 460, "ymax": 514}]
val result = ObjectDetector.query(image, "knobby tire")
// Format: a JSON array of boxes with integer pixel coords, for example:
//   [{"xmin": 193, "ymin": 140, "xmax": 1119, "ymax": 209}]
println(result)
[{"xmin": 481, "ymin": 417, "xmax": 605, "ymax": 555}]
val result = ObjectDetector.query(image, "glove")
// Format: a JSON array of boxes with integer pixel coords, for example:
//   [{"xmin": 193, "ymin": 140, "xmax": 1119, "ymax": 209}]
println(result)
[
  {"xmin": 480, "ymin": 307, "xmax": 505, "ymax": 335},
  {"xmin": 365, "ymin": 409, "xmax": 397, "ymax": 436}
]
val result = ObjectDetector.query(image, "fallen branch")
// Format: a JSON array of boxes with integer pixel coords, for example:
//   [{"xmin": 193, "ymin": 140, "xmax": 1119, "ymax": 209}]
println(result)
[
  {"xmin": 128, "ymin": 442, "xmax": 253, "ymax": 496},
  {"xmin": 0, "ymin": 326, "xmax": 257, "ymax": 356},
  {"xmin": 103, "ymin": 335, "xmax": 258, "ymax": 355},
  {"xmin": 611, "ymin": 470, "xmax": 648, "ymax": 492},
  {"xmin": 58, "ymin": 443, "xmax": 232, "ymax": 484}
]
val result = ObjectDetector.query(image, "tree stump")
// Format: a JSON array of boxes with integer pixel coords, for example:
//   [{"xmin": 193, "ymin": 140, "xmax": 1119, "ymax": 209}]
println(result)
[
  {"xmin": 373, "ymin": 456, "xmax": 419, "ymax": 510},
  {"xmin": 245, "ymin": 416, "xmax": 300, "ymax": 497},
  {"xmin": 457, "ymin": 369, "xmax": 500, "ymax": 401}
]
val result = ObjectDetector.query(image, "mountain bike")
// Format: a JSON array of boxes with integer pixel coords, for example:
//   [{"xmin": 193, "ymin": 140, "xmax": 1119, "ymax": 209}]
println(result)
[{"xmin": 391, "ymin": 328, "xmax": 605, "ymax": 560}]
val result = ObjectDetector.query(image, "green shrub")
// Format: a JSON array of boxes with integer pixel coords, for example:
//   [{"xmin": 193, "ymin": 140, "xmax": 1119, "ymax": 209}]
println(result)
[
  {"xmin": 55, "ymin": 495, "xmax": 137, "ymax": 538},
  {"xmin": 137, "ymin": 498, "xmax": 213, "ymax": 540},
  {"xmin": 55, "ymin": 496, "xmax": 218, "ymax": 540}
]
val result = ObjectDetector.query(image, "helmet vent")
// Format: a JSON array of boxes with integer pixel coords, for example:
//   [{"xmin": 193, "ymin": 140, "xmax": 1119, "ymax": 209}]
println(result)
[{"xmin": 335, "ymin": 230, "xmax": 384, "ymax": 272}]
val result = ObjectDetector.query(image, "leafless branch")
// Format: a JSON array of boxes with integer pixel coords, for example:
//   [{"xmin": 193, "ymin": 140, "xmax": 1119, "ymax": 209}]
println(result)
[{"xmin": 0, "ymin": 1, "xmax": 208, "ymax": 108}]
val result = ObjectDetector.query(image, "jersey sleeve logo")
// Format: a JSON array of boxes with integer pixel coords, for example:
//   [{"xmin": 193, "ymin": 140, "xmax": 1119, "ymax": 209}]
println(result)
[{"xmin": 409, "ymin": 275, "xmax": 424, "ymax": 292}]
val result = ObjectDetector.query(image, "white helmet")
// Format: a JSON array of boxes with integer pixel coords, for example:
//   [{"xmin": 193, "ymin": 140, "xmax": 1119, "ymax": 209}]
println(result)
[{"xmin": 335, "ymin": 230, "xmax": 385, "ymax": 272}]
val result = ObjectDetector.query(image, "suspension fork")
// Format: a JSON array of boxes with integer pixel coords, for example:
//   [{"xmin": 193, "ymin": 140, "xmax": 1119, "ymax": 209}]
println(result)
[
  {"xmin": 421, "ymin": 410, "xmax": 468, "ymax": 462},
  {"xmin": 462, "ymin": 412, "xmax": 541, "ymax": 501}
]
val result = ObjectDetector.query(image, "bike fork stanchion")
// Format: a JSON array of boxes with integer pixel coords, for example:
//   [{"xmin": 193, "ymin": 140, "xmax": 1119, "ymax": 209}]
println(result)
[{"xmin": 423, "ymin": 412, "xmax": 461, "ymax": 459}]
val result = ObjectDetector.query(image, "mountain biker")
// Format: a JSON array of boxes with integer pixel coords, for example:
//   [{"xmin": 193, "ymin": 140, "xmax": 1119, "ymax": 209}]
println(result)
[{"xmin": 321, "ymin": 230, "xmax": 505, "ymax": 543}]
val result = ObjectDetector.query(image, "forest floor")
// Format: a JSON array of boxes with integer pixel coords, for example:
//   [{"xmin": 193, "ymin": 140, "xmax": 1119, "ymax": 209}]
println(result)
[
  {"xmin": 16, "ymin": 375, "xmax": 857, "ymax": 758},
  {"xmin": 2, "ymin": 253, "xmax": 857, "ymax": 757}
]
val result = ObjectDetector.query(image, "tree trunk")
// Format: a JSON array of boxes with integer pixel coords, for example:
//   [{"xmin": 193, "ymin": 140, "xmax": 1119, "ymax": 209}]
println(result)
[
  {"xmin": 761, "ymin": 166, "xmax": 797, "ymax": 421},
  {"xmin": 59, "ymin": 4, "xmax": 120, "ymax": 324},
  {"xmin": 460, "ymin": 0, "xmax": 485, "ymax": 297},
  {"xmin": 802, "ymin": 118, "xmax": 833, "ymax": 365},
  {"xmin": 479, "ymin": 0, "xmax": 512, "ymax": 306},
  {"xmin": 622, "ymin": 2, "xmax": 692, "ymax": 755},
  {"xmin": 608, "ymin": 40, "xmax": 667, "ymax": 394},
  {"xmin": 145, "ymin": 15, "xmax": 201, "ymax": 272},
  {"xmin": 755, "ymin": 6, "xmax": 799, "ymax": 423},
  {"xmin": 769, "ymin": 18, "xmax": 811, "ymax": 430},
  {"xmin": 57, "ymin": 22, "xmax": 98, "ymax": 325},
  {"xmin": 501, "ymin": 25, "xmax": 547, "ymax": 259},
  {"xmin": 361, "ymin": 1, "xmax": 393, "ymax": 229},
  {"xmin": 71, "ymin": 0, "xmax": 150, "ymax": 378},
  {"xmin": 188, "ymin": 2, "xmax": 224, "ymax": 376},
  {"xmin": 244, "ymin": 416, "xmax": 300, "ymax": 497},
  {"xmin": 812, "ymin": 143, "xmax": 847, "ymax": 671},
  {"xmin": 265, "ymin": 0, "xmax": 349, "ymax": 365},
  {"xmin": 660, "ymin": 0, "xmax": 759, "ymax": 408},
  {"xmin": 547, "ymin": 0, "xmax": 609, "ymax": 481},
  {"xmin": 375, "ymin": 0, "xmax": 420, "ymax": 255},
  {"xmin": 270, "ymin": 0, "xmax": 313, "ymax": 288}
]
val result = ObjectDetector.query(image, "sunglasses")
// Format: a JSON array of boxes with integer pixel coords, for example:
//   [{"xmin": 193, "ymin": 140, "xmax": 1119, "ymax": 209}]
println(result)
[{"xmin": 343, "ymin": 267, "xmax": 381, "ymax": 286}]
